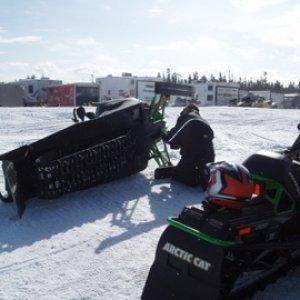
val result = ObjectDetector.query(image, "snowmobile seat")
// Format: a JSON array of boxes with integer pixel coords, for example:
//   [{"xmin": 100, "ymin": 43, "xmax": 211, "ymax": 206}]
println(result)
[
  {"xmin": 244, "ymin": 150, "xmax": 291, "ymax": 185},
  {"xmin": 244, "ymin": 150, "xmax": 300, "ymax": 204}
]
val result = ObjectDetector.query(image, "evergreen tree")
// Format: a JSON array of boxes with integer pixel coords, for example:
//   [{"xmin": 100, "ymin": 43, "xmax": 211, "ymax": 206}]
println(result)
[
  {"xmin": 171, "ymin": 72, "xmax": 177, "ymax": 83},
  {"xmin": 210, "ymin": 74, "xmax": 216, "ymax": 82},
  {"xmin": 200, "ymin": 75, "xmax": 208, "ymax": 82},
  {"xmin": 166, "ymin": 68, "xmax": 171, "ymax": 82},
  {"xmin": 218, "ymin": 72, "xmax": 223, "ymax": 82},
  {"xmin": 287, "ymin": 82, "xmax": 296, "ymax": 93},
  {"xmin": 273, "ymin": 80, "xmax": 283, "ymax": 93},
  {"xmin": 193, "ymin": 71, "xmax": 199, "ymax": 81},
  {"xmin": 297, "ymin": 81, "xmax": 300, "ymax": 92},
  {"xmin": 153, "ymin": 69, "xmax": 297, "ymax": 93}
]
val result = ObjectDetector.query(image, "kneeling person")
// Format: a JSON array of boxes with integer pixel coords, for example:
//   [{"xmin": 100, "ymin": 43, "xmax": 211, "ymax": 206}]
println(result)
[{"xmin": 160, "ymin": 104, "xmax": 215, "ymax": 189}]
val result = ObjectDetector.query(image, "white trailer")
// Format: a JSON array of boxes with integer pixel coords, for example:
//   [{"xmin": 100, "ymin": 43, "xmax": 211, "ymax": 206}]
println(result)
[
  {"xmin": 96, "ymin": 74, "xmax": 162, "ymax": 102},
  {"xmin": 136, "ymin": 80, "xmax": 161, "ymax": 103},
  {"xmin": 192, "ymin": 81, "xmax": 240, "ymax": 106},
  {"xmin": 17, "ymin": 77, "xmax": 62, "ymax": 104},
  {"xmin": 96, "ymin": 75, "xmax": 135, "ymax": 100},
  {"xmin": 216, "ymin": 86, "xmax": 239, "ymax": 106}
]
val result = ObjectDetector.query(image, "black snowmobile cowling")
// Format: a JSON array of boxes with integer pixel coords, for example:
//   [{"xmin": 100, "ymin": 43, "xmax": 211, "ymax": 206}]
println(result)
[
  {"xmin": 142, "ymin": 123, "xmax": 300, "ymax": 300},
  {"xmin": 0, "ymin": 98, "xmax": 163, "ymax": 217}
]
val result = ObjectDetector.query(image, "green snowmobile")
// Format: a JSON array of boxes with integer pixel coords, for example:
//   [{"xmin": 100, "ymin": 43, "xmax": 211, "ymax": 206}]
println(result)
[{"xmin": 142, "ymin": 123, "xmax": 300, "ymax": 299}]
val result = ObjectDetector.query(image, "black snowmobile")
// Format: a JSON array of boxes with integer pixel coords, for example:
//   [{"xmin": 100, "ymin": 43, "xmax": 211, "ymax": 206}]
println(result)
[
  {"xmin": 0, "ymin": 98, "xmax": 163, "ymax": 217},
  {"xmin": 142, "ymin": 123, "xmax": 300, "ymax": 299},
  {"xmin": 0, "ymin": 82, "xmax": 193, "ymax": 218}
]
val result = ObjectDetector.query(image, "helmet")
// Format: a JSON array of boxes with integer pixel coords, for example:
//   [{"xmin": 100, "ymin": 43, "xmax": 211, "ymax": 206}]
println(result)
[{"xmin": 206, "ymin": 162, "xmax": 253, "ymax": 209}]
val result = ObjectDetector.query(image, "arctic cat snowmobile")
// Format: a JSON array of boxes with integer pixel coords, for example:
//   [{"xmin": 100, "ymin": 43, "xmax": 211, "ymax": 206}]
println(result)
[
  {"xmin": 142, "ymin": 123, "xmax": 300, "ymax": 299},
  {"xmin": 0, "ymin": 98, "xmax": 163, "ymax": 217}
]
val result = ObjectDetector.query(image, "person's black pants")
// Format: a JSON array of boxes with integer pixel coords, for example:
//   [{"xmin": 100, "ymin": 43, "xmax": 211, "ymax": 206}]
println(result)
[
  {"xmin": 172, "ymin": 156, "xmax": 213, "ymax": 189},
  {"xmin": 154, "ymin": 154, "xmax": 215, "ymax": 189}
]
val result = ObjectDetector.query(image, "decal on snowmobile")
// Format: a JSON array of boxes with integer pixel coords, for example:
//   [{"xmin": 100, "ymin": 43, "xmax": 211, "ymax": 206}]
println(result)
[{"xmin": 162, "ymin": 242, "xmax": 212, "ymax": 271}]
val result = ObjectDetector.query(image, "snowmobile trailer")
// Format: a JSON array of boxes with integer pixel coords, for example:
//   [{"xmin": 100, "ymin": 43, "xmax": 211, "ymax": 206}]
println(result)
[
  {"xmin": 0, "ymin": 98, "xmax": 163, "ymax": 217},
  {"xmin": 142, "ymin": 123, "xmax": 300, "ymax": 299}
]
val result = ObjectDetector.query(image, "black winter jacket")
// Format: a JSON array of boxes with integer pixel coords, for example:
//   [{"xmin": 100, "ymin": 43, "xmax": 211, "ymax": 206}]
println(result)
[{"xmin": 165, "ymin": 111, "xmax": 215, "ymax": 161}]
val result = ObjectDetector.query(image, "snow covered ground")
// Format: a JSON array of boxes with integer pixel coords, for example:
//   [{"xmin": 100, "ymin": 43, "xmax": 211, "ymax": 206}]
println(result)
[{"xmin": 0, "ymin": 106, "xmax": 299, "ymax": 299}]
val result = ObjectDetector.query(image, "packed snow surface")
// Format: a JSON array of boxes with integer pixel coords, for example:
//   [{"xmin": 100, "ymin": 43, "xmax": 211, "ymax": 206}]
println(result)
[{"xmin": 0, "ymin": 107, "xmax": 299, "ymax": 299}]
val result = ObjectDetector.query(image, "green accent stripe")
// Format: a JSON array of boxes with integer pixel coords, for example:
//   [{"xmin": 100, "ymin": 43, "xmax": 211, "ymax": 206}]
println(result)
[
  {"xmin": 250, "ymin": 173, "xmax": 296, "ymax": 214},
  {"xmin": 168, "ymin": 217, "xmax": 235, "ymax": 248}
]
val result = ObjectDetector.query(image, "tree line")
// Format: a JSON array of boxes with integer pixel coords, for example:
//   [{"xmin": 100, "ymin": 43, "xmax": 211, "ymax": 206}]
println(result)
[{"xmin": 157, "ymin": 69, "xmax": 300, "ymax": 94}]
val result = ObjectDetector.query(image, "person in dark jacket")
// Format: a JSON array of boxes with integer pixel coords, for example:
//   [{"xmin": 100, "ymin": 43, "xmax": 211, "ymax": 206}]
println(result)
[{"xmin": 162, "ymin": 103, "xmax": 215, "ymax": 189}]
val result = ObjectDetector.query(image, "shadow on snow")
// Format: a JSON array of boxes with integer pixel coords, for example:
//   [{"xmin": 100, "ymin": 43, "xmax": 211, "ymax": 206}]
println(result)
[
  {"xmin": 0, "ymin": 173, "xmax": 202, "ymax": 254},
  {"xmin": 95, "ymin": 178, "xmax": 202, "ymax": 253}
]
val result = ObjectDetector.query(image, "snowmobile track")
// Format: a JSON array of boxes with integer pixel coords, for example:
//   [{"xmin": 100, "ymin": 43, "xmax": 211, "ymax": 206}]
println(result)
[{"xmin": 227, "ymin": 250, "xmax": 300, "ymax": 299}]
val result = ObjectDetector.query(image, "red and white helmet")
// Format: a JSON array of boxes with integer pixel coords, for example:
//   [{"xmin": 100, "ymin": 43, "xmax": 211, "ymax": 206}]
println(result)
[{"xmin": 206, "ymin": 162, "xmax": 254, "ymax": 209}]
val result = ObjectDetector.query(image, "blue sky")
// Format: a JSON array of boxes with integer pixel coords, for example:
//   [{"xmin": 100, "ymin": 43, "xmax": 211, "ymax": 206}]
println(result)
[{"xmin": 0, "ymin": 0, "xmax": 299, "ymax": 84}]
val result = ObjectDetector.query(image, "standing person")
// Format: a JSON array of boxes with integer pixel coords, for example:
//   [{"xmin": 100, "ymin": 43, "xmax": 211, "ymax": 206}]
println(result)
[{"xmin": 159, "ymin": 103, "xmax": 215, "ymax": 189}]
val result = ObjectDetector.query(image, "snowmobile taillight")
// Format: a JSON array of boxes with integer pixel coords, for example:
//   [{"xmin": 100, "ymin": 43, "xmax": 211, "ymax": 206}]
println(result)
[
  {"xmin": 253, "ymin": 183, "xmax": 263, "ymax": 197},
  {"xmin": 238, "ymin": 226, "xmax": 252, "ymax": 236}
]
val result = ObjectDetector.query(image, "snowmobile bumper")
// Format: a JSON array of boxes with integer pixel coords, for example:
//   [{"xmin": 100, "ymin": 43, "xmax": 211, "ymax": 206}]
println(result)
[{"xmin": 142, "ymin": 221, "xmax": 225, "ymax": 299}]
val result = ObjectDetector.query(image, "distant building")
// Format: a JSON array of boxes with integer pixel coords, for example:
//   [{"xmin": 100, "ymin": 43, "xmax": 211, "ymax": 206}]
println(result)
[
  {"xmin": 238, "ymin": 90, "xmax": 249, "ymax": 100},
  {"xmin": 283, "ymin": 93, "xmax": 300, "ymax": 109},
  {"xmin": 136, "ymin": 79, "xmax": 160, "ymax": 102},
  {"xmin": 191, "ymin": 80, "xmax": 240, "ymax": 106},
  {"xmin": 249, "ymin": 90, "xmax": 284, "ymax": 106},
  {"xmin": 17, "ymin": 77, "xmax": 62, "ymax": 104},
  {"xmin": 46, "ymin": 82, "xmax": 100, "ymax": 106},
  {"xmin": 96, "ymin": 74, "xmax": 135, "ymax": 100},
  {"xmin": 0, "ymin": 83, "xmax": 25, "ymax": 107},
  {"xmin": 95, "ymin": 73, "xmax": 163, "ymax": 102}
]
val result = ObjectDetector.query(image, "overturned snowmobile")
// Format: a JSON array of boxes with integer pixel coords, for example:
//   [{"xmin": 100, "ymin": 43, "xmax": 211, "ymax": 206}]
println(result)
[
  {"xmin": 0, "ymin": 98, "xmax": 163, "ymax": 217},
  {"xmin": 142, "ymin": 123, "xmax": 300, "ymax": 299}
]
